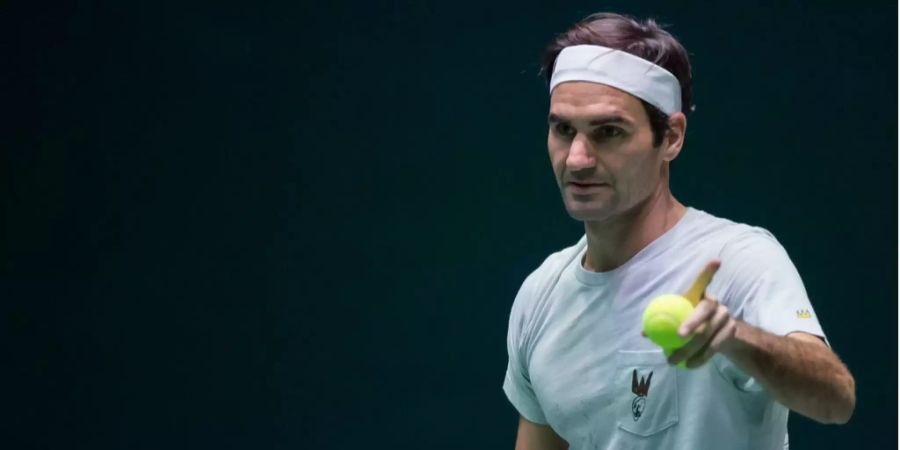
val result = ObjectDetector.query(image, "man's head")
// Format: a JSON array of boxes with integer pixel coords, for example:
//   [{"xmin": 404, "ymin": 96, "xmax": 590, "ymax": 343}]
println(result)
[{"xmin": 541, "ymin": 13, "xmax": 693, "ymax": 222}]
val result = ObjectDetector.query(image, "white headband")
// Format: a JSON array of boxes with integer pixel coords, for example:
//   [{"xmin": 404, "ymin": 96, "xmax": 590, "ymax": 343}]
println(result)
[{"xmin": 549, "ymin": 45, "xmax": 682, "ymax": 115}]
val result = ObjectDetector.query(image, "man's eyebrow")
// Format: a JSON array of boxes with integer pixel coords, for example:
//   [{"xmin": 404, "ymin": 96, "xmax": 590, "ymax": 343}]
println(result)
[{"xmin": 547, "ymin": 113, "xmax": 630, "ymax": 126}]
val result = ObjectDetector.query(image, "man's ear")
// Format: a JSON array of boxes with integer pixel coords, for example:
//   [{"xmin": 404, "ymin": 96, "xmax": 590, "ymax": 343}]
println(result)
[{"xmin": 661, "ymin": 112, "xmax": 687, "ymax": 162}]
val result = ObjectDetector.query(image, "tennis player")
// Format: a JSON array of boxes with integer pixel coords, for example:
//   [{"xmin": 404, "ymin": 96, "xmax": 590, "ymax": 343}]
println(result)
[{"xmin": 503, "ymin": 12, "xmax": 856, "ymax": 450}]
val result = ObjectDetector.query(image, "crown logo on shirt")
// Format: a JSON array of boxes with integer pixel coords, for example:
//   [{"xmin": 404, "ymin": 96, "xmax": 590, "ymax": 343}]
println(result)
[
  {"xmin": 631, "ymin": 369, "xmax": 653, "ymax": 421},
  {"xmin": 632, "ymin": 370, "xmax": 652, "ymax": 397},
  {"xmin": 796, "ymin": 309, "xmax": 812, "ymax": 319}
]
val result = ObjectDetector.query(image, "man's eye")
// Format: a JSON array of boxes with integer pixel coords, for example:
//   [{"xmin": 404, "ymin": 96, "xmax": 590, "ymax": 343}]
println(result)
[
  {"xmin": 554, "ymin": 123, "xmax": 575, "ymax": 137},
  {"xmin": 594, "ymin": 126, "xmax": 623, "ymax": 139}
]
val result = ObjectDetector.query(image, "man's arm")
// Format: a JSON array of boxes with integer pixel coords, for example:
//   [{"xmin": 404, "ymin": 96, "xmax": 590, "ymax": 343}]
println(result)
[
  {"xmin": 721, "ymin": 323, "xmax": 856, "ymax": 424},
  {"xmin": 515, "ymin": 416, "xmax": 569, "ymax": 450},
  {"xmin": 667, "ymin": 260, "xmax": 856, "ymax": 425}
]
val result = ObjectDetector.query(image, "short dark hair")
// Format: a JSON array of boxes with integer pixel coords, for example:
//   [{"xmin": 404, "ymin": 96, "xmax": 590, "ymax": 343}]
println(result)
[{"xmin": 541, "ymin": 13, "xmax": 693, "ymax": 146}]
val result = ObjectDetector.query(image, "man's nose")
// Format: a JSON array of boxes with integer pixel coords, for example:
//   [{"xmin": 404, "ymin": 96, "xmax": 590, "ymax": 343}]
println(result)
[{"xmin": 566, "ymin": 133, "xmax": 596, "ymax": 170}]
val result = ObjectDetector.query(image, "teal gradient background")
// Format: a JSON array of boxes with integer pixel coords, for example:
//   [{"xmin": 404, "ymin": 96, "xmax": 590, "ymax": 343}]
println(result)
[{"xmin": 3, "ymin": 1, "xmax": 895, "ymax": 448}]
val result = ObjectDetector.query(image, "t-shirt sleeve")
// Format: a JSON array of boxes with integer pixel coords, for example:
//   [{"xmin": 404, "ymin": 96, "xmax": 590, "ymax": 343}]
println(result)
[
  {"xmin": 502, "ymin": 273, "xmax": 548, "ymax": 425},
  {"xmin": 718, "ymin": 228, "xmax": 827, "ymax": 343}
]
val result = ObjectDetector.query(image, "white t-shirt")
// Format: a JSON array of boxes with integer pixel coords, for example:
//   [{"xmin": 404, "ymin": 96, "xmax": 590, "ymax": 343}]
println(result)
[{"xmin": 503, "ymin": 207, "xmax": 826, "ymax": 450}]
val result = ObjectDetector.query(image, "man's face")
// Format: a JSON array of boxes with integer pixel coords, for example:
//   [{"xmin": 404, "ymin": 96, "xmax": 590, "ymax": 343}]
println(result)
[{"xmin": 547, "ymin": 81, "xmax": 669, "ymax": 222}]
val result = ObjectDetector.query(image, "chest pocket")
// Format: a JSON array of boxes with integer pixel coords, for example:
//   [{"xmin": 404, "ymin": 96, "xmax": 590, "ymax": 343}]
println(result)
[{"xmin": 615, "ymin": 349, "xmax": 679, "ymax": 437}]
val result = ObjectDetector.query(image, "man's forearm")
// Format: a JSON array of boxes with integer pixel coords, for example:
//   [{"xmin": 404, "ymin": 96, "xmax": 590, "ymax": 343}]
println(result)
[{"xmin": 721, "ymin": 321, "xmax": 856, "ymax": 424}]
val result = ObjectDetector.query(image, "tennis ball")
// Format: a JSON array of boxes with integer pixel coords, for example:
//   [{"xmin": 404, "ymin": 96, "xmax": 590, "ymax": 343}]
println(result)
[{"xmin": 642, "ymin": 294, "xmax": 694, "ymax": 350}]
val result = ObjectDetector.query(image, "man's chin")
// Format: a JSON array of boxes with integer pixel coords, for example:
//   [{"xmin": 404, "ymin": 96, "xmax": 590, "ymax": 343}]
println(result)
[{"xmin": 565, "ymin": 206, "xmax": 615, "ymax": 223}]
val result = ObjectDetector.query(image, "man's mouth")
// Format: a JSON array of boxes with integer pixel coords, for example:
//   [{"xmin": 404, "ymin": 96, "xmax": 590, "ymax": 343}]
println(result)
[{"xmin": 567, "ymin": 181, "xmax": 609, "ymax": 193}]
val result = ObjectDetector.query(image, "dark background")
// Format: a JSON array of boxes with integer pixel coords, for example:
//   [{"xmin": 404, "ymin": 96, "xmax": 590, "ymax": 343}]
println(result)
[{"xmin": 3, "ymin": 0, "xmax": 896, "ymax": 448}]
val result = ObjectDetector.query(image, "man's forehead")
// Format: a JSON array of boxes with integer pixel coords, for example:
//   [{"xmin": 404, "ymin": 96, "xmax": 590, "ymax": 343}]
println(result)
[{"xmin": 549, "ymin": 81, "xmax": 643, "ymax": 119}]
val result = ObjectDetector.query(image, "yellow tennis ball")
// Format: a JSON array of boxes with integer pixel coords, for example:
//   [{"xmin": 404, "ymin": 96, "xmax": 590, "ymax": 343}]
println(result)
[{"xmin": 642, "ymin": 294, "xmax": 694, "ymax": 350}]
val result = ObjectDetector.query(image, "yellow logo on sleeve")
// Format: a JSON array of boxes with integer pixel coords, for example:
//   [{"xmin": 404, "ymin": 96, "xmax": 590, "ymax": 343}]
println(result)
[{"xmin": 796, "ymin": 309, "xmax": 812, "ymax": 319}]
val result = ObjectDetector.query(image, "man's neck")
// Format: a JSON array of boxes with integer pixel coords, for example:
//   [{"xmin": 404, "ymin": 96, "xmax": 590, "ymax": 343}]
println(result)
[{"xmin": 581, "ymin": 184, "xmax": 686, "ymax": 273}]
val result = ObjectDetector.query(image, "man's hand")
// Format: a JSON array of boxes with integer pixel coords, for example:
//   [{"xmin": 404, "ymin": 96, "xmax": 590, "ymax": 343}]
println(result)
[
  {"xmin": 665, "ymin": 260, "xmax": 738, "ymax": 368},
  {"xmin": 659, "ymin": 259, "xmax": 856, "ymax": 424}
]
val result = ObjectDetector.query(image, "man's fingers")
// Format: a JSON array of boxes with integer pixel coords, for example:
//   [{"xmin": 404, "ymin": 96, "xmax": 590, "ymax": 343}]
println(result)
[
  {"xmin": 660, "ymin": 260, "xmax": 726, "ymax": 367},
  {"xmin": 685, "ymin": 341, "xmax": 714, "ymax": 369},
  {"xmin": 678, "ymin": 298, "xmax": 718, "ymax": 337},
  {"xmin": 698, "ymin": 302, "xmax": 729, "ymax": 338},
  {"xmin": 708, "ymin": 319, "xmax": 737, "ymax": 352},
  {"xmin": 669, "ymin": 302, "xmax": 731, "ymax": 366},
  {"xmin": 684, "ymin": 260, "xmax": 721, "ymax": 305},
  {"xmin": 687, "ymin": 319, "xmax": 737, "ymax": 368},
  {"xmin": 668, "ymin": 335, "xmax": 703, "ymax": 364},
  {"xmin": 668, "ymin": 305, "xmax": 715, "ymax": 363}
]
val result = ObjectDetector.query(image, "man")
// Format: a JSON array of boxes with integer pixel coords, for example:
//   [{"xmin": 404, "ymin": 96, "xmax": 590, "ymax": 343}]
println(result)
[{"xmin": 503, "ymin": 13, "xmax": 855, "ymax": 450}]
